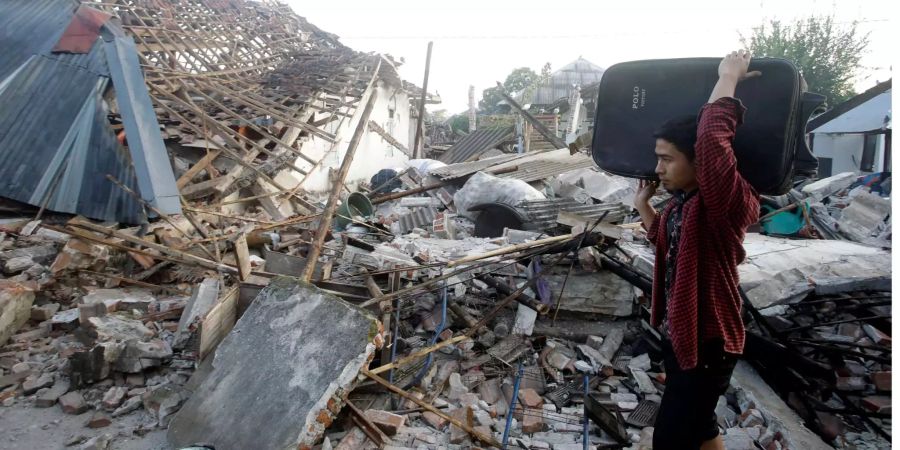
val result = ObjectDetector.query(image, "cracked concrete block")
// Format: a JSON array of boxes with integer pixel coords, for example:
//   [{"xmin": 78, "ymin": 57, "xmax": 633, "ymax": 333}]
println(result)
[
  {"xmin": 167, "ymin": 277, "xmax": 381, "ymax": 450},
  {"xmin": 0, "ymin": 280, "xmax": 35, "ymax": 344}
]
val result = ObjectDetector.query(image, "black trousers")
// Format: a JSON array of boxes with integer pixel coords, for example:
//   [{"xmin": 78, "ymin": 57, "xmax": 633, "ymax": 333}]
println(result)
[{"xmin": 652, "ymin": 339, "xmax": 738, "ymax": 450}]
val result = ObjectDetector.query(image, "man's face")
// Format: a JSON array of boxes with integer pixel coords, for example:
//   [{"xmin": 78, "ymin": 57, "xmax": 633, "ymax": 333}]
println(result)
[{"xmin": 654, "ymin": 138, "xmax": 698, "ymax": 192}]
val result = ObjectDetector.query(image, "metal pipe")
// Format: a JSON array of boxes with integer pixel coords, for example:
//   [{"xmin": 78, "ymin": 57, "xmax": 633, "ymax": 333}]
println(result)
[
  {"xmin": 583, "ymin": 374, "xmax": 590, "ymax": 450},
  {"xmin": 502, "ymin": 361, "xmax": 525, "ymax": 449},
  {"xmin": 388, "ymin": 297, "xmax": 401, "ymax": 409}
]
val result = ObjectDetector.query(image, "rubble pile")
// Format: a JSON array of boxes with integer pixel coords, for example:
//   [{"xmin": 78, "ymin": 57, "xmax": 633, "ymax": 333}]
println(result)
[
  {"xmin": 0, "ymin": 0, "xmax": 891, "ymax": 448},
  {"xmin": 748, "ymin": 289, "xmax": 892, "ymax": 450},
  {"xmin": 760, "ymin": 171, "xmax": 892, "ymax": 247},
  {"xmin": 0, "ymin": 149, "xmax": 893, "ymax": 450}
]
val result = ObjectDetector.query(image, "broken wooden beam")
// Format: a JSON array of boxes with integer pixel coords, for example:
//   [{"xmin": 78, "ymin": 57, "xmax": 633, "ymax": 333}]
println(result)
[
  {"xmin": 446, "ymin": 233, "xmax": 575, "ymax": 268},
  {"xmin": 301, "ymin": 79, "xmax": 380, "ymax": 282},
  {"xmin": 362, "ymin": 368, "xmax": 500, "ymax": 448},
  {"xmin": 368, "ymin": 120, "xmax": 409, "ymax": 156},
  {"xmin": 65, "ymin": 219, "xmax": 237, "ymax": 274},
  {"xmin": 496, "ymin": 82, "xmax": 567, "ymax": 149}
]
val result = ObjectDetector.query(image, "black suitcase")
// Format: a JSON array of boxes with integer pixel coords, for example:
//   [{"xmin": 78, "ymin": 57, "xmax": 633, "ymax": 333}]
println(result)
[{"xmin": 590, "ymin": 57, "xmax": 825, "ymax": 195}]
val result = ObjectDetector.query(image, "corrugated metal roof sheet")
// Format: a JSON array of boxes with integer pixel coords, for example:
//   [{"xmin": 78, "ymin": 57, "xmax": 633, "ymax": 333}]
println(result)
[
  {"xmin": 516, "ymin": 198, "xmax": 630, "ymax": 230},
  {"xmin": 429, "ymin": 148, "xmax": 596, "ymax": 184},
  {"xmin": 0, "ymin": 0, "xmax": 179, "ymax": 224},
  {"xmin": 429, "ymin": 153, "xmax": 523, "ymax": 180},
  {"xmin": 493, "ymin": 149, "xmax": 596, "ymax": 183},
  {"xmin": 437, "ymin": 126, "xmax": 515, "ymax": 164},
  {"xmin": 396, "ymin": 206, "xmax": 439, "ymax": 234}
]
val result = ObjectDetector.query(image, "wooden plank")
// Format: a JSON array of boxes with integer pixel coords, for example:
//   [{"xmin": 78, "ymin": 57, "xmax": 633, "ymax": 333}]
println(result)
[
  {"xmin": 557, "ymin": 211, "xmax": 623, "ymax": 239},
  {"xmin": 368, "ymin": 120, "xmax": 410, "ymax": 156},
  {"xmin": 300, "ymin": 67, "xmax": 381, "ymax": 282},
  {"xmin": 177, "ymin": 149, "xmax": 222, "ymax": 189},
  {"xmin": 496, "ymin": 83, "xmax": 567, "ymax": 149},
  {"xmin": 198, "ymin": 286, "xmax": 239, "ymax": 361},
  {"xmin": 233, "ymin": 232, "xmax": 252, "ymax": 281}
]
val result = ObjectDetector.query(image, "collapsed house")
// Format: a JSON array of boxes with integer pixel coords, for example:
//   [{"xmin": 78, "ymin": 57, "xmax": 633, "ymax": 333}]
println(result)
[
  {"xmin": 0, "ymin": 0, "xmax": 180, "ymax": 224},
  {"xmin": 0, "ymin": 2, "xmax": 892, "ymax": 450}
]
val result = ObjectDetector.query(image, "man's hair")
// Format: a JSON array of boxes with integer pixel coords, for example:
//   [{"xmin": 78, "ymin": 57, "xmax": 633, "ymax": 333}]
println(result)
[{"xmin": 653, "ymin": 115, "xmax": 697, "ymax": 160}]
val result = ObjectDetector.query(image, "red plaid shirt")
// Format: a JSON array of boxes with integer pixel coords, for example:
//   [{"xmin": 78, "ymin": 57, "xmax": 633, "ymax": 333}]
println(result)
[{"xmin": 646, "ymin": 97, "xmax": 760, "ymax": 370}]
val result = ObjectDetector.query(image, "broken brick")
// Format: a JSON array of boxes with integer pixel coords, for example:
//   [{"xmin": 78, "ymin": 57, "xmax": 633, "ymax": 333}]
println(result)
[
  {"xmin": 363, "ymin": 409, "xmax": 406, "ymax": 436},
  {"xmin": 449, "ymin": 407, "xmax": 472, "ymax": 444},
  {"xmin": 423, "ymin": 411, "xmax": 448, "ymax": 430},
  {"xmin": 59, "ymin": 391, "xmax": 88, "ymax": 415},
  {"xmin": 87, "ymin": 411, "xmax": 112, "ymax": 428},
  {"xmin": 861, "ymin": 396, "xmax": 891, "ymax": 414},
  {"xmin": 518, "ymin": 388, "xmax": 543, "ymax": 409},
  {"xmin": 872, "ymin": 371, "xmax": 891, "ymax": 392},
  {"xmin": 521, "ymin": 407, "xmax": 543, "ymax": 433}
]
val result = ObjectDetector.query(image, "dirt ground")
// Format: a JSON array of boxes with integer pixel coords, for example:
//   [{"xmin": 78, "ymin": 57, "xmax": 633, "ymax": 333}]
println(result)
[{"xmin": 0, "ymin": 402, "xmax": 169, "ymax": 450}]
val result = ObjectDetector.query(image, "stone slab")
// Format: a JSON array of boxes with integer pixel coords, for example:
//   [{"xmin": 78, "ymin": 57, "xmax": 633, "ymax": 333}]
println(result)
[
  {"xmin": 544, "ymin": 271, "xmax": 634, "ymax": 317},
  {"xmin": 167, "ymin": 277, "xmax": 380, "ymax": 450}
]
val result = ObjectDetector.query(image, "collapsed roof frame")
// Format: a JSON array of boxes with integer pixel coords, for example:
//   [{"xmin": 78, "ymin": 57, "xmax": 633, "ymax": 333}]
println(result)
[{"xmin": 86, "ymin": 0, "xmax": 404, "ymax": 213}]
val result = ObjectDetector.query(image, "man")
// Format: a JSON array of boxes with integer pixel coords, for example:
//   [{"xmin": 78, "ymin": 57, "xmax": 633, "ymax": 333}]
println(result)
[{"xmin": 633, "ymin": 50, "xmax": 761, "ymax": 450}]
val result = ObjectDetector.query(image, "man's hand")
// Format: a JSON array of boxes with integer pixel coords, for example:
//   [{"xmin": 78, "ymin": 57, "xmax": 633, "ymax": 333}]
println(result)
[
  {"xmin": 718, "ymin": 49, "xmax": 762, "ymax": 82},
  {"xmin": 635, "ymin": 179, "xmax": 658, "ymax": 207},
  {"xmin": 634, "ymin": 180, "xmax": 659, "ymax": 231},
  {"xmin": 709, "ymin": 49, "xmax": 761, "ymax": 103}
]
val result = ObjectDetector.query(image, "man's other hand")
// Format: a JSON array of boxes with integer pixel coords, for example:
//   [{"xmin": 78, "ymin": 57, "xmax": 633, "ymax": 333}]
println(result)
[{"xmin": 718, "ymin": 50, "xmax": 762, "ymax": 82}]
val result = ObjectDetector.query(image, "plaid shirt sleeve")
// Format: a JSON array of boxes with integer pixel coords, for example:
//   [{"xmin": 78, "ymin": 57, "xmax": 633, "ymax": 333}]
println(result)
[
  {"xmin": 645, "ymin": 210, "xmax": 662, "ymax": 245},
  {"xmin": 694, "ymin": 97, "xmax": 758, "ymax": 224}
]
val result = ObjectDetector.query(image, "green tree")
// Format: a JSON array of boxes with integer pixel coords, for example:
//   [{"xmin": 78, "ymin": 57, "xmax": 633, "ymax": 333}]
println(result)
[
  {"xmin": 430, "ymin": 109, "xmax": 449, "ymax": 123},
  {"xmin": 448, "ymin": 113, "xmax": 469, "ymax": 133},
  {"xmin": 478, "ymin": 67, "xmax": 539, "ymax": 113},
  {"xmin": 741, "ymin": 15, "xmax": 870, "ymax": 105}
]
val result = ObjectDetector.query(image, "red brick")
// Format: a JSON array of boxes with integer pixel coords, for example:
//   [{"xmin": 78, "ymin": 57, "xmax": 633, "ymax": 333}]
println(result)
[
  {"xmin": 521, "ymin": 407, "xmax": 543, "ymax": 433},
  {"xmin": 449, "ymin": 407, "xmax": 471, "ymax": 444},
  {"xmin": 423, "ymin": 411, "xmax": 448, "ymax": 430},
  {"xmin": 861, "ymin": 396, "xmax": 892, "ymax": 414},
  {"xmin": 872, "ymin": 371, "xmax": 891, "ymax": 392},
  {"xmin": 316, "ymin": 409, "xmax": 333, "ymax": 428},
  {"xmin": 518, "ymin": 388, "xmax": 543, "ymax": 409},
  {"xmin": 87, "ymin": 411, "xmax": 112, "ymax": 428},
  {"xmin": 364, "ymin": 409, "xmax": 406, "ymax": 436}
]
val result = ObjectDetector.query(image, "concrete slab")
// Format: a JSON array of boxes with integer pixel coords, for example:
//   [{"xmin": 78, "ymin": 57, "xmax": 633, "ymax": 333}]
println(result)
[
  {"xmin": 618, "ymin": 234, "xmax": 891, "ymax": 310},
  {"xmin": 731, "ymin": 361, "xmax": 832, "ymax": 450},
  {"xmin": 544, "ymin": 271, "xmax": 634, "ymax": 317},
  {"xmin": 173, "ymin": 277, "xmax": 219, "ymax": 349},
  {"xmin": 739, "ymin": 234, "xmax": 891, "ymax": 309},
  {"xmin": 167, "ymin": 277, "xmax": 381, "ymax": 450}
]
